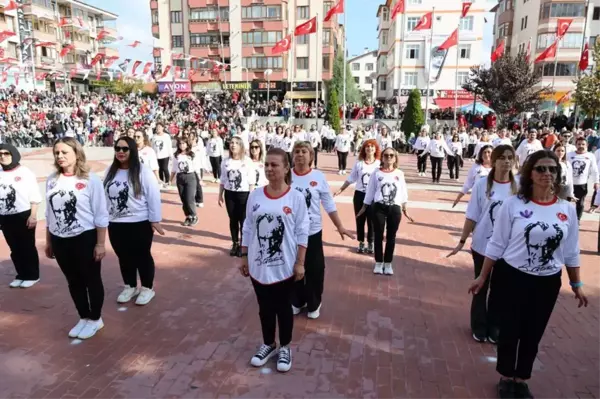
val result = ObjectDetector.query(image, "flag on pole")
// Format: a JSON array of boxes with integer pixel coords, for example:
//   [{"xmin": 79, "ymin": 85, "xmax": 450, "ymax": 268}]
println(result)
[
  {"xmin": 579, "ymin": 42, "xmax": 589, "ymax": 71},
  {"xmin": 556, "ymin": 18, "xmax": 573, "ymax": 38},
  {"xmin": 143, "ymin": 62, "xmax": 153, "ymax": 75},
  {"xmin": 534, "ymin": 40, "xmax": 558, "ymax": 63},
  {"xmin": 438, "ymin": 28, "xmax": 459, "ymax": 50},
  {"xmin": 491, "ymin": 39, "xmax": 505, "ymax": 63},
  {"xmin": 118, "ymin": 58, "xmax": 131, "ymax": 72},
  {"xmin": 0, "ymin": 30, "xmax": 16, "ymax": 44},
  {"xmin": 58, "ymin": 17, "xmax": 69, "ymax": 27},
  {"xmin": 96, "ymin": 30, "xmax": 109, "ymax": 41},
  {"xmin": 556, "ymin": 91, "xmax": 571, "ymax": 105},
  {"xmin": 127, "ymin": 40, "xmax": 142, "ymax": 48},
  {"xmin": 324, "ymin": 0, "xmax": 343, "ymax": 22},
  {"xmin": 294, "ymin": 17, "xmax": 317, "ymax": 35},
  {"xmin": 131, "ymin": 60, "xmax": 142, "ymax": 75},
  {"xmin": 271, "ymin": 35, "xmax": 292, "ymax": 55},
  {"xmin": 461, "ymin": 2, "xmax": 472, "ymax": 18},
  {"xmin": 391, "ymin": 0, "xmax": 405, "ymax": 20},
  {"xmin": 160, "ymin": 65, "xmax": 171, "ymax": 79},
  {"xmin": 3, "ymin": 0, "xmax": 22, "ymax": 11},
  {"xmin": 413, "ymin": 12, "xmax": 432, "ymax": 31},
  {"xmin": 90, "ymin": 53, "xmax": 104, "ymax": 66}
]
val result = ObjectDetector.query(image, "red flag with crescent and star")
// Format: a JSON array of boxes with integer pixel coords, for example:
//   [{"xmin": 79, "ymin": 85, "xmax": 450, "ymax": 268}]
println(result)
[
  {"xmin": 579, "ymin": 42, "xmax": 589, "ymax": 71},
  {"xmin": 160, "ymin": 65, "xmax": 171, "ymax": 79},
  {"xmin": 391, "ymin": 0, "xmax": 405, "ymax": 20},
  {"xmin": 324, "ymin": 0, "xmax": 343, "ymax": 22},
  {"xmin": 90, "ymin": 53, "xmax": 104, "ymax": 66},
  {"xmin": 556, "ymin": 18, "xmax": 572, "ymax": 39},
  {"xmin": 438, "ymin": 28, "xmax": 459, "ymax": 50},
  {"xmin": 491, "ymin": 39, "xmax": 505, "ymax": 63},
  {"xmin": 131, "ymin": 60, "xmax": 143, "ymax": 75},
  {"xmin": 535, "ymin": 40, "xmax": 558, "ymax": 63},
  {"xmin": 462, "ymin": 2, "xmax": 472, "ymax": 18},
  {"xmin": 413, "ymin": 12, "xmax": 432, "ymax": 31},
  {"xmin": 295, "ymin": 17, "xmax": 317, "ymax": 36},
  {"xmin": 143, "ymin": 62, "xmax": 153, "ymax": 75},
  {"xmin": 3, "ymin": 0, "xmax": 22, "ymax": 11},
  {"xmin": 271, "ymin": 35, "xmax": 292, "ymax": 55},
  {"xmin": 96, "ymin": 30, "xmax": 109, "ymax": 41}
]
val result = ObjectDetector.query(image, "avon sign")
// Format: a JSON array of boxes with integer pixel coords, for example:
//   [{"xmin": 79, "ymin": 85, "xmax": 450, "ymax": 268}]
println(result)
[{"xmin": 158, "ymin": 82, "xmax": 191, "ymax": 93}]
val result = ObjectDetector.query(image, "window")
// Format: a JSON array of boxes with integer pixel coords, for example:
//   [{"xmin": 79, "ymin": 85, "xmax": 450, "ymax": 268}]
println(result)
[
  {"xmin": 170, "ymin": 11, "xmax": 182, "ymax": 23},
  {"xmin": 365, "ymin": 77, "xmax": 373, "ymax": 84},
  {"xmin": 366, "ymin": 63, "xmax": 374, "ymax": 71},
  {"xmin": 297, "ymin": 57, "xmax": 309, "ymax": 69},
  {"xmin": 7, "ymin": 43, "xmax": 17, "ymax": 58},
  {"xmin": 171, "ymin": 35, "xmax": 183, "ymax": 48},
  {"xmin": 190, "ymin": 7, "xmax": 229, "ymax": 21},
  {"xmin": 457, "ymin": 71, "xmax": 470, "ymax": 85},
  {"xmin": 403, "ymin": 72, "xmax": 417, "ymax": 86},
  {"xmin": 352, "ymin": 63, "xmax": 360, "ymax": 71},
  {"xmin": 322, "ymin": 55, "xmax": 330, "ymax": 70},
  {"xmin": 459, "ymin": 44, "xmax": 471, "ymax": 59},
  {"xmin": 324, "ymin": 1, "xmax": 333, "ymax": 14},
  {"xmin": 520, "ymin": 15, "xmax": 528, "ymax": 30},
  {"xmin": 151, "ymin": 10, "xmax": 159, "ymax": 24},
  {"xmin": 296, "ymin": 35, "xmax": 308, "ymax": 44},
  {"xmin": 381, "ymin": 29, "xmax": 388, "ymax": 45},
  {"xmin": 405, "ymin": 44, "xmax": 420, "ymax": 59},
  {"xmin": 243, "ymin": 56, "xmax": 283, "ymax": 69},
  {"xmin": 539, "ymin": 2, "xmax": 585, "ymax": 19},
  {"xmin": 379, "ymin": 55, "xmax": 386, "ymax": 69},
  {"xmin": 460, "ymin": 16, "xmax": 474, "ymax": 31},
  {"xmin": 322, "ymin": 29, "xmax": 331, "ymax": 45},
  {"xmin": 379, "ymin": 78, "xmax": 387, "ymax": 90},
  {"xmin": 591, "ymin": 36, "xmax": 597, "ymax": 49},
  {"xmin": 242, "ymin": 5, "xmax": 282, "ymax": 20},
  {"xmin": 153, "ymin": 56, "xmax": 161, "ymax": 66},
  {"xmin": 190, "ymin": 33, "xmax": 224, "ymax": 46},
  {"xmin": 354, "ymin": 77, "xmax": 360, "ymax": 84},
  {"xmin": 539, "ymin": 62, "xmax": 577, "ymax": 76},
  {"xmin": 593, "ymin": 7, "xmax": 600, "ymax": 20},
  {"xmin": 243, "ymin": 31, "xmax": 282, "ymax": 46},
  {"xmin": 297, "ymin": 6, "xmax": 309, "ymax": 19},
  {"xmin": 406, "ymin": 17, "xmax": 420, "ymax": 31},
  {"xmin": 382, "ymin": 7, "xmax": 389, "ymax": 21},
  {"xmin": 173, "ymin": 59, "xmax": 185, "ymax": 68},
  {"xmin": 537, "ymin": 33, "xmax": 583, "ymax": 49},
  {"xmin": 498, "ymin": 22, "xmax": 513, "ymax": 38}
]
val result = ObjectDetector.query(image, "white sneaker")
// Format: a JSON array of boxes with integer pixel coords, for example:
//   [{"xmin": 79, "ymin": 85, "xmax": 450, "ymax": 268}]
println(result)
[
  {"xmin": 337, "ymin": 170, "xmax": 342, "ymax": 175},
  {"xmin": 250, "ymin": 344, "xmax": 277, "ymax": 367},
  {"xmin": 117, "ymin": 285, "xmax": 139, "ymax": 303},
  {"xmin": 277, "ymin": 346, "xmax": 292, "ymax": 372},
  {"xmin": 373, "ymin": 262, "xmax": 384, "ymax": 274},
  {"xmin": 9, "ymin": 279, "xmax": 23, "ymax": 288},
  {"xmin": 68, "ymin": 319, "xmax": 88, "ymax": 338},
  {"xmin": 20, "ymin": 279, "xmax": 40, "ymax": 288},
  {"xmin": 292, "ymin": 304, "xmax": 306, "ymax": 315},
  {"xmin": 196, "ymin": 203, "xmax": 204, "ymax": 208},
  {"xmin": 213, "ymin": 178, "xmax": 218, "ymax": 183},
  {"xmin": 307, "ymin": 304, "xmax": 321, "ymax": 319},
  {"xmin": 135, "ymin": 287, "xmax": 155, "ymax": 305},
  {"xmin": 383, "ymin": 263, "xmax": 394, "ymax": 275},
  {"xmin": 342, "ymin": 170, "xmax": 347, "ymax": 175},
  {"xmin": 78, "ymin": 318, "xmax": 104, "ymax": 339}
]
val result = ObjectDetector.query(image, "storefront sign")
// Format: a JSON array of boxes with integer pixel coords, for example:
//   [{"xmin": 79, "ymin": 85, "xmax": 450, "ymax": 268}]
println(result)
[
  {"xmin": 289, "ymin": 81, "xmax": 323, "ymax": 91},
  {"xmin": 436, "ymin": 90, "xmax": 475, "ymax": 100},
  {"xmin": 397, "ymin": 89, "xmax": 435, "ymax": 97},
  {"xmin": 158, "ymin": 81, "xmax": 191, "ymax": 93},
  {"xmin": 192, "ymin": 82, "xmax": 222, "ymax": 92},
  {"xmin": 16, "ymin": 0, "xmax": 33, "ymax": 69},
  {"xmin": 222, "ymin": 82, "xmax": 251, "ymax": 90},
  {"xmin": 254, "ymin": 81, "xmax": 279, "ymax": 90}
]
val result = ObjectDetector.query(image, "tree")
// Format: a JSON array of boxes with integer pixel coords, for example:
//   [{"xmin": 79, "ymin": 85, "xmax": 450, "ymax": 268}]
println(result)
[
  {"xmin": 327, "ymin": 88, "xmax": 341, "ymax": 133},
  {"xmin": 329, "ymin": 53, "xmax": 361, "ymax": 105},
  {"xmin": 107, "ymin": 79, "xmax": 145, "ymax": 95},
  {"xmin": 573, "ymin": 40, "xmax": 600, "ymax": 120},
  {"xmin": 400, "ymin": 89, "xmax": 424, "ymax": 139},
  {"xmin": 462, "ymin": 53, "xmax": 551, "ymax": 124}
]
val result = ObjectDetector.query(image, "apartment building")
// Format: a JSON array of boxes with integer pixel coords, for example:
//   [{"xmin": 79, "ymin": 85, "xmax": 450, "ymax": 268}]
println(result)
[
  {"xmin": 375, "ymin": 0, "xmax": 486, "ymax": 109},
  {"xmin": 150, "ymin": 0, "xmax": 341, "ymax": 98},
  {"xmin": 0, "ymin": 0, "xmax": 119, "ymax": 92},
  {"xmin": 492, "ymin": 0, "xmax": 599, "ymax": 110},
  {"xmin": 347, "ymin": 49, "xmax": 377, "ymax": 103}
]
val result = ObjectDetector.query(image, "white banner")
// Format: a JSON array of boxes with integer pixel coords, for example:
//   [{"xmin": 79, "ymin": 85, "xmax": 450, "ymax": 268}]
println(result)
[{"xmin": 424, "ymin": 35, "xmax": 451, "ymax": 84}]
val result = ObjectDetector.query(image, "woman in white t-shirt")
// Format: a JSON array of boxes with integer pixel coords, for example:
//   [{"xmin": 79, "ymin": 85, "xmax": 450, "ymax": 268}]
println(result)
[
  {"xmin": 452, "ymin": 144, "xmax": 493, "ymax": 208},
  {"xmin": 170, "ymin": 138, "xmax": 201, "ymax": 227},
  {"xmin": 134, "ymin": 130, "xmax": 160, "ymax": 182},
  {"xmin": 104, "ymin": 137, "xmax": 164, "ymax": 306},
  {"xmin": 554, "ymin": 143, "xmax": 575, "ymax": 201},
  {"xmin": 249, "ymin": 139, "xmax": 268, "ymax": 188},
  {"xmin": 447, "ymin": 144, "xmax": 518, "ymax": 344},
  {"xmin": 468, "ymin": 150, "xmax": 588, "ymax": 399},
  {"xmin": 206, "ymin": 129, "xmax": 224, "ymax": 183},
  {"xmin": 334, "ymin": 128, "xmax": 352, "ymax": 175},
  {"xmin": 239, "ymin": 147, "xmax": 309, "ymax": 373}
]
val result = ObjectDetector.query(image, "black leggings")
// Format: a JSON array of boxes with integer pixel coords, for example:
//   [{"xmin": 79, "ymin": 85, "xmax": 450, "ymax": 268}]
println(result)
[
  {"xmin": 252, "ymin": 277, "xmax": 294, "ymax": 346},
  {"xmin": 195, "ymin": 172, "xmax": 204, "ymax": 204},
  {"xmin": 292, "ymin": 231, "xmax": 325, "ymax": 312},
  {"xmin": 0, "ymin": 210, "xmax": 39, "ymax": 280},
  {"xmin": 371, "ymin": 203, "xmax": 401, "ymax": 263},
  {"xmin": 353, "ymin": 191, "xmax": 373, "ymax": 243},
  {"xmin": 573, "ymin": 184, "xmax": 588, "ymax": 221},
  {"xmin": 157, "ymin": 157, "xmax": 170, "ymax": 184},
  {"xmin": 417, "ymin": 150, "xmax": 428, "ymax": 173},
  {"xmin": 337, "ymin": 151, "xmax": 348, "ymax": 171},
  {"xmin": 430, "ymin": 156, "xmax": 443, "ymax": 181},
  {"xmin": 313, "ymin": 148, "xmax": 319, "ymax": 168},
  {"xmin": 108, "ymin": 221, "xmax": 155, "ymax": 289},
  {"xmin": 209, "ymin": 156, "xmax": 222, "ymax": 180},
  {"xmin": 225, "ymin": 190, "xmax": 249, "ymax": 243},
  {"xmin": 447, "ymin": 155, "xmax": 460, "ymax": 179},
  {"xmin": 470, "ymin": 250, "xmax": 499, "ymax": 336},
  {"xmin": 176, "ymin": 173, "xmax": 197, "ymax": 217},
  {"xmin": 51, "ymin": 229, "xmax": 104, "ymax": 321}
]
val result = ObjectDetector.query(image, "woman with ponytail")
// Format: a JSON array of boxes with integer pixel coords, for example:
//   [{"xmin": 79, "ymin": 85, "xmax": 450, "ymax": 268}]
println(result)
[{"xmin": 447, "ymin": 144, "xmax": 518, "ymax": 344}]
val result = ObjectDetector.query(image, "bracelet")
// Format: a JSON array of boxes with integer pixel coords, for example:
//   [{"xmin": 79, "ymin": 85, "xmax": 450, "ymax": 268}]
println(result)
[
  {"xmin": 569, "ymin": 281, "xmax": 583, "ymax": 288},
  {"xmin": 459, "ymin": 239, "xmax": 466, "ymax": 244}
]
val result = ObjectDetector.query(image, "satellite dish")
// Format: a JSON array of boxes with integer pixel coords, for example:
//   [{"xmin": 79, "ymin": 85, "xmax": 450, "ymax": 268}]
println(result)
[{"xmin": 264, "ymin": 69, "xmax": 273, "ymax": 76}]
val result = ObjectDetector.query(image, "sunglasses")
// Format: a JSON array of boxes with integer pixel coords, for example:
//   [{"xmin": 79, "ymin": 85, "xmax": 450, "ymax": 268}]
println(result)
[
  {"xmin": 250, "ymin": 146, "xmax": 261, "ymax": 149},
  {"xmin": 134, "ymin": 135, "xmax": 144, "ymax": 139},
  {"xmin": 383, "ymin": 153, "xmax": 395, "ymax": 158},
  {"xmin": 533, "ymin": 165, "xmax": 558, "ymax": 174},
  {"xmin": 114, "ymin": 146, "xmax": 130, "ymax": 153},
  {"xmin": 0, "ymin": 151, "xmax": 11, "ymax": 157}
]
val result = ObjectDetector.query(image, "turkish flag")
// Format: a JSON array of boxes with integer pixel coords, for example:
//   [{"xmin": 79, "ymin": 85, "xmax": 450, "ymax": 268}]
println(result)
[
  {"xmin": 188, "ymin": 69, "xmax": 196, "ymax": 79},
  {"xmin": 295, "ymin": 17, "xmax": 317, "ymax": 36},
  {"xmin": 0, "ymin": 30, "xmax": 16, "ymax": 44},
  {"xmin": 579, "ymin": 42, "xmax": 589, "ymax": 71},
  {"xmin": 35, "ymin": 41, "xmax": 55, "ymax": 47},
  {"xmin": 556, "ymin": 18, "xmax": 572, "ymax": 38},
  {"xmin": 143, "ymin": 62, "xmax": 153, "ymax": 74},
  {"xmin": 391, "ymin": 0, "xmax": 405, "ymax": 20},
  {"xmin": 104, "ymin": 56, "xmax": 118, "ymax": 68},
  {"xmin": 438, "ymin": 29, "xmax": 459, "ymax": 50},
  {"xmin": 127, "ymin": 40, "xmax": 141, "ymax": 48},
  {"xmin": 97, "ymin": 30, "xmax": 109, "ymax": 41},
  {"xmin": 160, "ymin": 65, "xmax": 171, "ymax": 79},
  {"xmin": 3, "ymin": 0, "xmax": 21, "ymax": 11},
  {"xmin": 58, "ymin": 17, "xmax": 69, "ymax": 27},
  {"xmin": 491, "ymin": 39, "xmax": 505, "ymax": 63},
  {"xmin": 90, "ymin": 53, "xmax": 104, "ymax": 66},
  {"xmin": 461, "ymin": 2, "xmax": 472, "ymax": 18},
  {"xmin": 96, "ymin": 70, "xmax": 101, "ymax": 81},
  {"xmin": 271, "ymin": 35, "xmax": 292, "ymax": 55},
  {"xmin": 132, "ymin": 60, "xmax": 143, "ymax": 75},
  {"xmin": 535, "ymin": 40, "xmax": 557, "ymax": 63},
  {"xmin": 324, "ymin": 0, "xmax": 343, "ymax": 22},
  {"xmin": 413, "ymin": 12, "xmax": 432, "ymax": 31}
]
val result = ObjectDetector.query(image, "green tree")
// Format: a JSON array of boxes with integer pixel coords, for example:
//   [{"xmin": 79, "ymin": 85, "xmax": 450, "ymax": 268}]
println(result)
[
  {"xmin": 573, "ymin": 40, "xmax": 600, "ymax": 119},
  {"xmin": 327, "ymin": 88, "xmax": 341, "ymax": 133},
  {"xmin": 107, "ymin": 79, "xmax": 145, "ymax": 95},
  {"xmin": 330, "ymin": 53, "xmax": 361, "ymax": 105},
  {"xmin": 462, "ymin": 53, "xmax": 551, "ymax": 125},
  {"xmin": 400, "ymin": 89, "xmax": 425, "ymax": 139}
]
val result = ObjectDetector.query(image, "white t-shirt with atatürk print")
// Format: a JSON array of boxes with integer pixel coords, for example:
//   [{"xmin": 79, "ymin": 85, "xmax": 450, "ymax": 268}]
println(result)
[
  {"xmin": 138, "ymin": 146, "xmax": 159, "ymax": 172},
  {"xmin": 104, "ymin": 167, "xmax": 162, "ymax": 223},
  {"xmin": 0, "ymin": 166, "xmax": 41, "ymax": 215},
  {"xmin": 291, "ymin": 169, "xmax": 337, "ymax": 236},
  {"xmin": 220, "ymin": 158, "xmax": 254, "ymax": 192},
  {"xmin": 346, "ymin": 159, "xmax": 381, "ymax": 193},
  {"xmin": 363, "ymin": 168, "xmax": 409, "ymax": 207}
]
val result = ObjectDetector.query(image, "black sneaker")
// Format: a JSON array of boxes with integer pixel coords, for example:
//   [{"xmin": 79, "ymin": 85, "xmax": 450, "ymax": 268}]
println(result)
[
  {"xmin": 357, "ymin": 242, "xmax": 365, "ymax": 253},
  {"xmin": 250, "ymin": 344, "xmax": 277, "ymax": 367},
  {"xmin": 488, "ymin": 328, "xmax": 499, "ymax": 345},
  {"xmin": 497, "ymin": 378, "xmax": 516, "ymax": 399},
  {"xmin": 514, "ymin": 382, "xmax": 534, "ymax": 399},
  {"xmin": 472, "ymin": 332, "xmax": 487, "ymax": 343},
  {"xmin": 236, "ymin": 245, "xmax": 243, "ymax": 257},
  {"xmin": 182, "ymin": 217, "xmax": 191, "ymax": 226},
  {"xmin": 229, "ymin": 242, "xmax": 239, "ymax": 257},
  {"xmin": 276, "ymin": 346, "xmax": 292, "ymax": 372},
  {"xmin": 189, "ymin": 216, "xmax": 198, "ymax": 226},
  {"xmin": 366, "ymin": 242, "xmax": 374, "ymax": 254}
]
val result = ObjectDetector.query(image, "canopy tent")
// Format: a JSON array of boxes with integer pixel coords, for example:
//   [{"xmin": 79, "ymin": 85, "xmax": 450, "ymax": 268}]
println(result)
[{"xmin": 459, "ymin": 102, "xmax": 494, "ymax": 114}]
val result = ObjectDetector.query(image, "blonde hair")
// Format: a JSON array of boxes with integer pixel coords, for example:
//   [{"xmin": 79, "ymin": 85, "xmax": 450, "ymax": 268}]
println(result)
[
  {"xmin": 381, "ymin": 148, "xmax": 400, "ymax": 169},
  {"xmin": 292, "ymin": 141, "xmax": 314, "ymax": 166},
  {"xmin": 228, "ymin": 136, "xmax": 246, "ymax": 160},
  {"xmin": 53, "ymin": 137, "xmax": 90, "ymax": 179}
]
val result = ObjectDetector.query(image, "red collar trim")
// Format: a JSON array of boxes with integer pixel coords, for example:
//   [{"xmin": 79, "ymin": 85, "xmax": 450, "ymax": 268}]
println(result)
[
  {"xmin": 293, "ymin": 168, "xmax": 312, "ymax": 176},
  {"xmin": 62, "ymin": 172, "xmax": 75, "ymax": 177},
  {"xmin": 531, "ymin": 196, "xmax": 558, "ymax": 206},
  {"xmin": 494, "ymin": 179, "xmax": 510, "ymax": 184},
  {"xmin": 264, "ymin": 186, "xmax": 291, "ymax": 200}
]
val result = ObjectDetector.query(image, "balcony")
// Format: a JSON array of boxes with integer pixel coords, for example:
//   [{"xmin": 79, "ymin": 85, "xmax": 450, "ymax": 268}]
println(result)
[
  {"xmin": 189, "ymin": 0, "xmax": 229, "ymax": 7},
  {"xmin": 189, "ymin": 20, "xmax": 230, "ymax": 34},
  {"xmin": 152, "ymin": 25, "xmax": 160, "ymax": 38},
  {"xmin": 23, "ymin": 1, "xmax": 56, "ymax": 22},
  {"xmin": 150, "ymin": 0, "xmax": 158, "ymax": 9},
  {"xmin": 33, "ymin": 29, "xmax": 57, "ymax": 44},
  {"xmin": 37, "ymin": 55, "xmax": 58, "ymax": 68},
  {"xmin": 98, "ymin": 46, "xmax": 119, "ymax": 58},
  {"xmin": 96, "ymin": 25, "xmax": 118, "ymax": 41}
]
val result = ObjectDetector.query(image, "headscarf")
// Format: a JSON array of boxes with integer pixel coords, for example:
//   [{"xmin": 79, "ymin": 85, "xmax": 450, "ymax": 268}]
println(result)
[{"xmin": 0, "ymin": 143, "xmax": 20, "ymax": 171}]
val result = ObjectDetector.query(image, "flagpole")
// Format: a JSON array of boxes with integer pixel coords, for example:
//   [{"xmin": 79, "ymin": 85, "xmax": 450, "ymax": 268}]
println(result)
[
  {"xmin": 453, "ymin": 23, "xmax": 460, "ymax": 123},
  {"xmin": 573, "ymin": 0, "xmax": 590, "ymax": 131},
  {"xmin": 217, "ymin": 2, "xmax": 226, "ymax": 84},
  {"xmin": 547, "ymin": 39, "xmax": 560, "ymax": 126},
  {"xmin": 289, "ymin": 31, "xmax": 295, "ymax": 123},
  {"xmin": 315, "ymin": 13, "xmax": 319, "ymax": 129},
  {"xmin": 425, "ymin": 7, "xmax": 435, "ymax": 123},
  {"xmin": 342, "ymin": 8, "xmax": 347, "ymax": 127}
]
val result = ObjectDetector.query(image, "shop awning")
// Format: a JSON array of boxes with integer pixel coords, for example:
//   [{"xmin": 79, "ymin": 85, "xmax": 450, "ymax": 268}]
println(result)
[
  {"xmin": 285, "ymin": 91, "xmax": 318, "ymax": 99},
  {"xmin": 434, "ymin": 98, "xmax": 476, "ymax": 109}
]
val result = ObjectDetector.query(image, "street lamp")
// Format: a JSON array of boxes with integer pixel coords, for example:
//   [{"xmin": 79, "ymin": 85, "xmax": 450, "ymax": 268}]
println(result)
[{"xmin": 265, "ymin": 69, "xmax": 273, "ymax": 103}]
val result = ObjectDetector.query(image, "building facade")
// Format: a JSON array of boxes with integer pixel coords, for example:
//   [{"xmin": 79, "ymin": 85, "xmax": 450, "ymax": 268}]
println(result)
[
  {"xmin": 375, "ymin": 0, "xmax": 486, "ymax": 109},
  {"xmin": 150, "ymin": 0, "xmax": 341, "ymax": 98},
  {"xmin": 0, "ymin": 0, "xmax": 119, "ymax": 92},
  {"xmin": 492, "ymin": 0, "xmax": 599, "ymax": 110},
  {"xmin": 347, "ymin": 49, "xmax": 377, "ymax": 103}
]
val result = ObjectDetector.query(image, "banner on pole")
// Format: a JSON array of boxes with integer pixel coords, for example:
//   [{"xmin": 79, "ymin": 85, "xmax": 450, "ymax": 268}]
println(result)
[{"xmin": 424, "ymin": 35, "xmax": 450, "ymax": 83}]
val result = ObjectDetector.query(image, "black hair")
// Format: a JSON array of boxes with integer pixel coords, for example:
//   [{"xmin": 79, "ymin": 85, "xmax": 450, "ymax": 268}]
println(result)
[{"xmin": 104, "ymin": 136, "xmax": 142, "ymax": 198}]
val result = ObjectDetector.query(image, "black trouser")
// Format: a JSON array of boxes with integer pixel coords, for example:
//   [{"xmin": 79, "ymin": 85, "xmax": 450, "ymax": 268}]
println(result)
[
  {"xmin": 209, "ymin": 156, "xmax": 222, "ymax": 180},
  {"xmin": 157, "ymin": 157, "xmax": 170, "ymax": 184},
  {"xmin": 591, "ymin": 189, "xmax": 597, "ymax": 209},
  {"xmin": 353, "ymin": 191, "xmax": 373, "ymax": 243},
  {"xmin": 0, "ymin": 210, "xmax": 39, "ymax": 280},
  {"xmin": 313, "ymin": 147, "xmax": 319, "ymax": 168},
  {"xmin": 597, "ymin": 218, "xmax": 600, "ymax": 253},
  {"xmin": 176, "ymin": 173, "xmax": 197, "ymax": 218},
  {"xmin": 225, "ymin": 190, "xmax": 249, "ymax": 243},
  {"xmin": 108, "ymin": 221, "xmax": 155, "ymax": 289},
  {"xmin": 430, "ymin": 156, "xmax": 443, "ymax": 181},
  {"xmin": 371, "ymin": 203, "xmax": 401, "ymax": 263},
  {"xmin": 467, "ymin": 144, "xmax": 476, "ymax": 158},
  {"xmin": 573, "ymin": 184, "xmax": 588, "ymax": 221},
  {"xmin": 494, "ymin": 259, "xmax": 561, "ymax": 380},
  {"xmin": 337, "ymin": 151, "xmax": 348, "ymax": 171},
  {"xmin": 470, "ymin": 250, "xmax": 499, "ymax": 337},
  {"xmin": 194, "ymin": 172, "xmax": 204, "ymax": 204},
  {"xmin": 292, "ymin": 231, "xmax": 325, "ymax": 312},
  {"xmin": 252, "ymin": 277, "xmax": 294, "ymax": 346},
  {"xmin": 417, "ymin": 150, "xmax": 428, "ymax": 173},
  {"xmin": 51, "ymin": 229, "xmax": 104, "ymax": 321},
  {"xmin": 447, "ymin": 155, "xmax": 460, "ymax": 179}
]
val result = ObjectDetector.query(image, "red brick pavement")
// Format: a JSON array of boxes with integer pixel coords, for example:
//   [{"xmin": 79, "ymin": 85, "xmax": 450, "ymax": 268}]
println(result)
[{"xmin": 0, "ymin": 151, "xmax": 598, "ymax": 399}]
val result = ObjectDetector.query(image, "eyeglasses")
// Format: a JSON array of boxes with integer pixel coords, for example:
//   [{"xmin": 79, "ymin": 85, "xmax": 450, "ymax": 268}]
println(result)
[
  {"xmin": 0, "ymin": 151, "xmax": 11, "ymax": 157},
  {"xmin": 114, "ymin": 146, "xmax": 130, "ymax": 153},
  {"xmin": 533, "ymin": 165, "xmax": 558, "ymax": 174}
]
